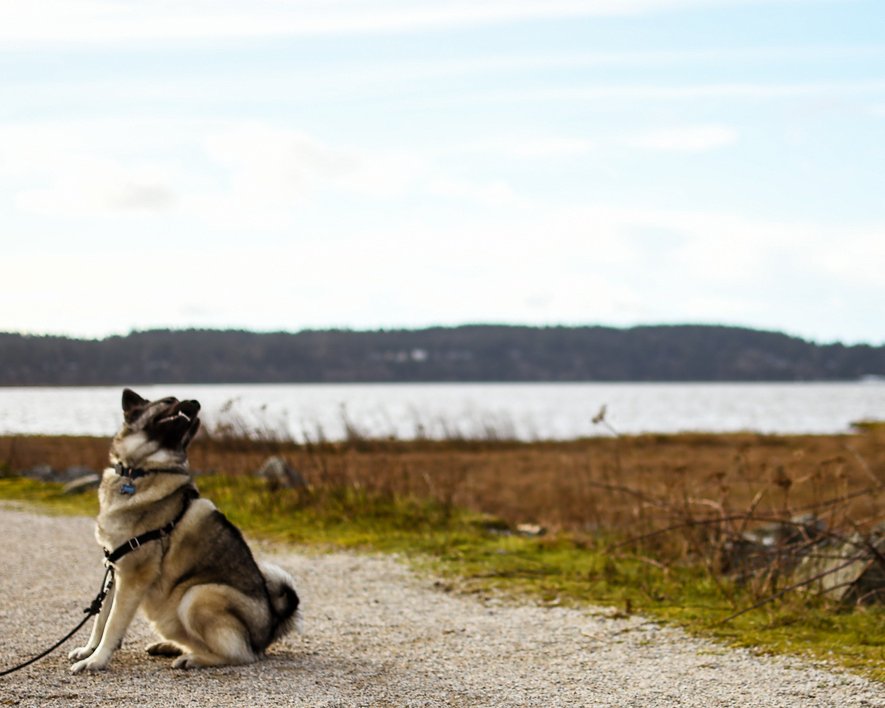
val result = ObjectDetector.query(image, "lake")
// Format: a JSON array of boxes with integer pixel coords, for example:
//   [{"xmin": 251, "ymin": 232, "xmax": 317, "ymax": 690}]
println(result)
[{"xmin": 0, "ymin": 382, "xmax": 882, "ymax": 441}]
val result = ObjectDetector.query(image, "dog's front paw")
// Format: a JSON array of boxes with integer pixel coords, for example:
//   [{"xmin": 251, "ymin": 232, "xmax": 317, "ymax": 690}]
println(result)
[
  {"xmin": 68, "ymin": 645, "xmax": 95, "ymax": 661},
  {"xmin": 70, "ymin": 654, "xmax": 110, "ymax": 674}
]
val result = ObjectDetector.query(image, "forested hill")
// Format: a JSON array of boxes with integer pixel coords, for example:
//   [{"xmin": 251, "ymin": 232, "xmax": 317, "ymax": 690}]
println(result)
[{"xmin": 0, "ymin": 325, "xmax": 883, "ymax": 385}]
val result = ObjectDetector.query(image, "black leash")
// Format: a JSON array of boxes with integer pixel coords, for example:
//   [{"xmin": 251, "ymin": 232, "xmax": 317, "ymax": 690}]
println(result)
[
  {"xmin": 0, "ymin": 565, "xmax": 115, "ymax": 678},
  {"xmin": 0, "ymin": 482, "xmax": 197, "ymax": 677}
]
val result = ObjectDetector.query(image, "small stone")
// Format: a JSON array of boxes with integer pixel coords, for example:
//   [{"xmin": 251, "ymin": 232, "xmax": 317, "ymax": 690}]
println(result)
[
  {"xmin": 62, "ymin": 465, "xmax": 98, "ymax": 483},
  {"xmin": 256, "ymin": 456, "xmax": 307, "ymax": 490},
  {"xmin": 63, "ymin": 473, "xmax": 101, "ymax": 495},
  {"xmin": 516, "ymin": 523, "xmax": 546, "ymax": 537},
  {"xmin": 21, "ymin": 464, "xmax": 58, "ymax": 482}
]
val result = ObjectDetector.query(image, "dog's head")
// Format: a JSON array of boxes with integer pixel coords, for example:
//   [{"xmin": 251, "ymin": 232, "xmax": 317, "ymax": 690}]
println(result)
[{"xmin": 110, "ymin": 388, "xmax": 201, "ymax": 467}]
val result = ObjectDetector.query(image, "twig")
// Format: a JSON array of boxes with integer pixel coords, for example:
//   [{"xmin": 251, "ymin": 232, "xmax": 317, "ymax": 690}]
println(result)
[
  {"xmin": 845, "ymin": 516, "xmax": 885, "ymax": 572},
  {"xmin": 714, "ymin": 556, "xmax": 862, "ymax": 625},
  {"xmin": 608, "ymin": 513, "xmax": 859, "ymax": 553},
  {"xmin": 791, "ymin": 482, "xmax": 885, "ymax": 514},
  {"xmin": 581, "ymin": 479, "xmax": 670, "ymax": 510},
  {"xmin": 843, "ymin": 444, "xmax": 882, "ymax": 485}
]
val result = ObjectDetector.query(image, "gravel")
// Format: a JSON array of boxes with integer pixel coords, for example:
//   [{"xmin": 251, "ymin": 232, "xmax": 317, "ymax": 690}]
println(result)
[{"xmin": 1, "ymin": 505, "xmax": 883, "ymax": 707}]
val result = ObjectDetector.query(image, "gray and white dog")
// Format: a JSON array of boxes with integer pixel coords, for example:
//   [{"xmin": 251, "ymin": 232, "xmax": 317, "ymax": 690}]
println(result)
[{"xmin": 70, "ymin": 388, "xmax": 300, "ymax": 673}]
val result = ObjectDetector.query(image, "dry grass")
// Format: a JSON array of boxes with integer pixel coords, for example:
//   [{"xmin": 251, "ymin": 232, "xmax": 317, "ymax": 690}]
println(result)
[
  {"xmin": 2, "ymin": 427, "xmax": 882, "ymax": 541},
  {"xmin": 2, "ymin": 426, "xmax": 884, "ymax": 675}
]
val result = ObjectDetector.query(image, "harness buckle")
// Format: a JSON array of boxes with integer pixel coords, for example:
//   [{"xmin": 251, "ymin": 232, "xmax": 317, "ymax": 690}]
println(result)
[{"xmin": 128, "ymin": 537, "xmax": 141, "ymax": 551}]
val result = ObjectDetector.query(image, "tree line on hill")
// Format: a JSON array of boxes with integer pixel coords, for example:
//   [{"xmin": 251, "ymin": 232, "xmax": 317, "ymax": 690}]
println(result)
[{"xmin": 0, "ymin": 325, "xmax": 882, "ymax": 385}]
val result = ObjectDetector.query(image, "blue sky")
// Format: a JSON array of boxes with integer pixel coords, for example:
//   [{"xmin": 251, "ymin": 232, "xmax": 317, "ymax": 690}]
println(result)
[{"xmin": 1, "ymin": 0, "xmax": 883, "ymax": 344}]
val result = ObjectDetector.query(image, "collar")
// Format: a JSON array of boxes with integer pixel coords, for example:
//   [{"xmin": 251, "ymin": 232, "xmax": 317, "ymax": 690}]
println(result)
[{"xmin": 114, "ymin": 462, "xmax": 190, "ymax": 479}]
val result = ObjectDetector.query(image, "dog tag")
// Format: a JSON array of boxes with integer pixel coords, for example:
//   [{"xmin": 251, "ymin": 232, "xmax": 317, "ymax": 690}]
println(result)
[{"xmin": 120, "ymin": 482, "xmax": 136, "ymax": 495}]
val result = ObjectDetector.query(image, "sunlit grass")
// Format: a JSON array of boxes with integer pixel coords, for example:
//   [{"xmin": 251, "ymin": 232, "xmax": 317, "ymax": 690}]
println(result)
[{"xmin": 1, "ymin": 474, "xmax": 882, "ymax": 680}]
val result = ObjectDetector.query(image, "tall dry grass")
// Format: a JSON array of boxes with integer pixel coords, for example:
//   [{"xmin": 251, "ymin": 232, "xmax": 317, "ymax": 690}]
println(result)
[
  {"xmin": 2, "ymin": 403, "xmax": 883, "ymax": 612},
  {"xmin": 3, "ymin": 417, "xmax": 881, "ymax": 537}
]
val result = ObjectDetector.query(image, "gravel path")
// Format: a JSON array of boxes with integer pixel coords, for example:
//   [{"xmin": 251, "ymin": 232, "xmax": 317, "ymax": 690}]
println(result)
[{"xmin": 0, "ymin": 505, "xmax": 883, "ymax": 707}]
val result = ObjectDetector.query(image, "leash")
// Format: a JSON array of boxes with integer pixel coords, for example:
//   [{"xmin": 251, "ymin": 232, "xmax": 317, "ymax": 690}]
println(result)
[
  {"xmin": 0, "ymin": 482, "xmax": 198, "ymax": 677},
  {"xmin": 0, "ymin": 565, "xmax": 115, "ymax": 678}
]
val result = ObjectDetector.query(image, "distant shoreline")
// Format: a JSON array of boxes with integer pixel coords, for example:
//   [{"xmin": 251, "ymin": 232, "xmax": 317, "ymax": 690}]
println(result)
[{"xmin": 2, "ymin": 324, "xmax": 883, "ymax": 386}]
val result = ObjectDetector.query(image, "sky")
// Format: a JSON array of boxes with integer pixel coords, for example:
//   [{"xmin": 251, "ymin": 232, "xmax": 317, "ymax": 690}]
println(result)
[{"xmin": 1, "ymin": 0, "xmax": 883, "ymax": 345}]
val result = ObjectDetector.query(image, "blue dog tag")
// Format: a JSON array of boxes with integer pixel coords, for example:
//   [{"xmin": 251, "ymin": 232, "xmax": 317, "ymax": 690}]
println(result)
[{"xmin": 121, "ymin": 482, "xmax": 136, "ymax": 495}]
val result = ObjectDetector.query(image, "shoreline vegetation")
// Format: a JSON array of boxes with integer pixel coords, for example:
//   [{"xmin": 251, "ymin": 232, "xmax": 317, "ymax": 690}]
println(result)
[
  {"xmin": 2, "ymin": 324, "xmax": 883, "ymax": 385},
  {"xmin": 1, "ymin": 422, "xmax": 884, "ymax": 679}
]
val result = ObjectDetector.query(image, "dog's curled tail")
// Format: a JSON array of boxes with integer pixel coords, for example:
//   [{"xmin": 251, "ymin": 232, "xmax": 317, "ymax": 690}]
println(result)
[{"xmin": 260, "ymin": 562, "xmax": 302, "ymax": 641}]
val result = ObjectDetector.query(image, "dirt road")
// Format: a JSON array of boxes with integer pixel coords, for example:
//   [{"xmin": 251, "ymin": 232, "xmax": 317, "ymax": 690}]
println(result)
[{"xmin": 0, "ymin": 506, "xmax": 882, "ymax": 707}]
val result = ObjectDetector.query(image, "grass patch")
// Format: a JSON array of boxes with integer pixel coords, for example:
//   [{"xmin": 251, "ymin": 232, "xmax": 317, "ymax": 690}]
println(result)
[
  {"xmin": 1, "ymin": 474, "xmax": 883, "ymax": 681},
  {"xmin": 0, "ymin": 477, "xmax": 98, "ymax": 517}
]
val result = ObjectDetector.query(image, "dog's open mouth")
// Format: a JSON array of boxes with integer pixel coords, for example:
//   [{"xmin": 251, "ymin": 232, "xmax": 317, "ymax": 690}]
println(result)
[{"xmin": 158, "ymin": 410, "xmax": 192, "ymax": 425}]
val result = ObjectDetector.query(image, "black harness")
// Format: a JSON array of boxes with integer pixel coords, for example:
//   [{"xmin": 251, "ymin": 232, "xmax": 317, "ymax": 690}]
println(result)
[
  {"xmin": 104, "ymin": 487, "xmax": 199, "ymax": 564},
  {"xmin": 104, "ymin": 465, "xmax": 199, "ymax": 565}
]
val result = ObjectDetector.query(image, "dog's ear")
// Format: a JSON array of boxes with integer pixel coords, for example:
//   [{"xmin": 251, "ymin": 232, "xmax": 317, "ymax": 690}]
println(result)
[{"xmin": 122, "ymin": 388, "xmax": 148, "ymax": 422}]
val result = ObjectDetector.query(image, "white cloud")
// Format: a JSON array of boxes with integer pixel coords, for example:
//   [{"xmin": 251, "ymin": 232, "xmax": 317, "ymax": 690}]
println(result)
[
  {"xmin": 490, "ymin": 136, "xmax": 597, "ymax": 159},
  {"xmin": 0, "ymin": 1, "xmax": 793, "ymax": 45},
  {"xmin": 624, "ymin": 124, "xmax": 738, "ymax": 151},
  {"xmin": 484, "ymin": 80, "xmax": 885, "ymax": 104},
  {"xmin": 204, "ymin": 123, "xmax": 421, "ymax": 200},
  {"xmin": 427, "ymin": 178, "xmax": 517, "ymax": 206},
  {"xmin": 359, "ymin": 45, "xmax": 885, "ymax": 81},
  {"xmin": 186, "ymin": 122, "xmax": 427, "ymax": 229},
  {"xmin": 0, "ymin": 121, "xmax": 183, "ymax": 217},
  {"xmin": 106, "ymin": 183, "xmax": 177, "ymax": 211},
  {"xmin": 477, "ymin": 125, "xmax": 736, "ymax": 157},
  {"xmin": 3, "ymin": 197, "xmax": 883, "ymax": 341},
  {"xmin": 0, "ymin": 119, "xmax": 425, "ymax": 225}
]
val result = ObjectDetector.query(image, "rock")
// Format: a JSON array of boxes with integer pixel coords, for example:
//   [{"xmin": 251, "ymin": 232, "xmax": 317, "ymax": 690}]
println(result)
[
  {"xmin": 61, "ymin": 465, "xmax": 98, "ymax": 483},
  {"xmin": 256, "ymin": 456, "xmax": 307, "ymax": 490},
  {"xmin": 21, "ymin": 464, "xmax": 59, "ymax": 482},
  {"xmin": 797, "ymin": 530, "xmax": 885, "ymax": 605},
  {"xmin": 516, "ymin": 523, "xmax": 546, "ymax": 537},
  {"xmin": 22, "ymin": 464, "xmax": 100, "ymax": 485},
  {"xmin": 63, "ymin": 473, "xmax": 101, "ymax": 495},
  {"xmin": 723, "ymin": 513, "xmax": 885, "ymax": 604},
  {"xmin": 723, "ymin": 514, "xmax": 828, "ymax": 582},
  {"xmin": 741, "ymin": 513, "xmax": 827, "ymax": 547}
]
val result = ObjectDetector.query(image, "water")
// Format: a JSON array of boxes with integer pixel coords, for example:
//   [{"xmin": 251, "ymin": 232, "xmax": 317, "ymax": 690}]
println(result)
[{"xmin": 0, "ymin": 382, "xmax": 881, "ymax": 440}]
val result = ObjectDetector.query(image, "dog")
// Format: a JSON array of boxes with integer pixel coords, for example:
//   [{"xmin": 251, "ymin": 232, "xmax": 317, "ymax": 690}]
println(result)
[{"xmin": 69, "ymin": 388, "xmax": 300, "ymax": 673}]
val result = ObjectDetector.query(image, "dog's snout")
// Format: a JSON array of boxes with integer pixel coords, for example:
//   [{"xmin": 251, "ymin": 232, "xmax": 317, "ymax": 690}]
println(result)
[{"xmin": 179, "ymin": 400, "xmax": 201, "ymax": 419}]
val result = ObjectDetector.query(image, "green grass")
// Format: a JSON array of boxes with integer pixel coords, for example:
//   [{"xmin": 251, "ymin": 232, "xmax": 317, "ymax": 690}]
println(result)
[
  {"xmin": 1, "ymin": 475, "xmax": 883, "ymax": 680},
  {"xmin": 0, "ymin": 477, "xmax": 99, "ymax": 516}
]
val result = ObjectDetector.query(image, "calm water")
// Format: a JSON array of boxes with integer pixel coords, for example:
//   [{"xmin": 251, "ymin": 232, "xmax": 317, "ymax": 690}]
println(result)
[{"xmin": 0, "ymin": 382, "xmax": 882, "ymax": 440}]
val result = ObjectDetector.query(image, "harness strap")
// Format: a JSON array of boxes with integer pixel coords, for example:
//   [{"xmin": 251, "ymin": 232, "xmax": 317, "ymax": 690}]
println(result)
[{"xmin": 105, "ymin": 487, "xmax": 199, "ymax": 565}]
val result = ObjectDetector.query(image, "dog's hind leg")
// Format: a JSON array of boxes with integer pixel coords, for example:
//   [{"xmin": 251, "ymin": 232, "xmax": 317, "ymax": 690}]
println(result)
[
  {"xmin": 146, "ymin": 641, "xmax": 183, "ymax": 657},
  {"xmin": 174, "ymin": 585, "xmax": 258, "ymax": 669}
]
